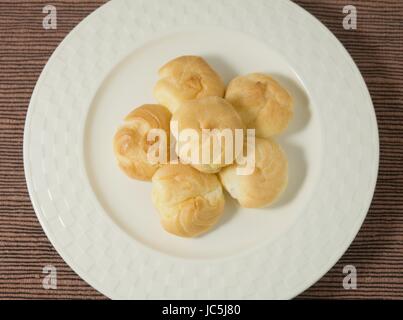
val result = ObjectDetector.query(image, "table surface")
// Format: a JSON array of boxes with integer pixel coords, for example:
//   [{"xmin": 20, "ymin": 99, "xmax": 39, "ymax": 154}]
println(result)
[{"xmin": 0, "ymin": 0, "xmax": 402, "ymax": 300}]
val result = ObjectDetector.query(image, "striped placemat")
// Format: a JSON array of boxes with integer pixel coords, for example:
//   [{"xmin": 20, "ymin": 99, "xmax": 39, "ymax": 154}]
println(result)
[{"xmin": 0, "ymin": 0, "xmax": 402, "ymax": 299}]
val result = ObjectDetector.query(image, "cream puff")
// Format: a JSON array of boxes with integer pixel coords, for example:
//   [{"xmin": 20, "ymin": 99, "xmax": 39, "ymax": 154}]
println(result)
[
  {"xmin": 219, "ymin": 138, "xmax": 288, "ymax": 208},
  {"xmin": 151, "ymin": 164, "xmax": 225, "ymax": 237},
  {"xmin": 225, "ymin": 73, "xmax": 293, "ymax": 137},
  {"xmin": 153, "ymin": 56, "xmax": 225, "ymax": 113},
  {"xmin": 113, "ymin": 104, "xmax": 171, "ymax": 181},
  {"xmin": 172, "ymin": 96, "xmax": 245, "ymax": 173}
]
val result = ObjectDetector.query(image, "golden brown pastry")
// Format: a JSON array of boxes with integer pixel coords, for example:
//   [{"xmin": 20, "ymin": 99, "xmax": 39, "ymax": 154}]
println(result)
[
  {"xmin": 219, "ymin": 138, "xmax": 288, "ymax": 208},
  {"xmin": 225, "ymin": 73, "xmax": 293, "ymax": 137},
  {"xmin": 113, "ymin": 104, "xmax": 171, "ymax": 181},
  {"xmin": 172, "ymin": 96, "xmax": 245, "ymax": 173},
  {"xmin": 151, "ymin": 164, "xmax": 225, "ymax": 237},
  {"xmin": 153, "ymin": 56, "xmax": 225, "ymax": 113}
]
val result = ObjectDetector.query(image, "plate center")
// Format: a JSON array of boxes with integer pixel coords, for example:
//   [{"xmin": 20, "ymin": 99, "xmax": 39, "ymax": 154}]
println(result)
[{"xmin": 84, "ymin": 27, "xmax": 322, "ymax": 259}]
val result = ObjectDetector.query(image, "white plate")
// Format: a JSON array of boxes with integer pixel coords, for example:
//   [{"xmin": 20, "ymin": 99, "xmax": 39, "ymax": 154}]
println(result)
[{"xmin": 24, "ymin": 0, "xmax": 379, "ymax": 299}]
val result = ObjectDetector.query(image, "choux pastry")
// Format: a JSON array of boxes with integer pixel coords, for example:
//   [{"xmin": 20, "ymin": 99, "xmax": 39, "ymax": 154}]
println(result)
[
  {"xmin": 153, "ymin": 56, "xmax": 225, "ymax": 113},
  {"xmin": 113, "ymin": 54, "xmax": 295, "ymax": 238},
  {"xmin": 172, "ymin": 96, "xmax": 245, "ymax": 173},
  {"xmin": 113, "ymin": 104, "xmax": 171, "ymax": 181},
  {"xmin": 219, "ymin": 138, "xmax": 288, "ymax": 208},
  {"xmin": 151, "ymin": 164, "xmax": 225, "ymax": 237},
  {"xmin": 225, "ymin": 73, "xmax": 293, "ymax": 137}
]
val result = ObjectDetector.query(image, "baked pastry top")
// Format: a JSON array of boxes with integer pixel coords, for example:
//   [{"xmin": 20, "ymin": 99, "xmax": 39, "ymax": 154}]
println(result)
[
  {"xmin": 225, "ymin": 73, "xmax": 293, "ymax": 137},
  {"xmin": 153, "ymin": 56, "xmax": 225, "ymax": 113},
  {"xmin": 152, "ymin": 164, "xmax": 225, "ymax": 237},
  {"xmin": 113, "ymin": 104, "xmax": 171, "ymax": 181},
  {"xmin": 172, "ymin": 96, "xmax": 245, "ymax": 174},
  {"xmin": 219, "ymin": 137, "xmax": 288, "ymax": 208}
]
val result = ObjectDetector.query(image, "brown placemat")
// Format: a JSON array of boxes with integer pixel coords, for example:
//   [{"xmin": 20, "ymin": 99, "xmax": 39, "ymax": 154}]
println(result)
[{"xmin": 0, "ymin": 0, "xmax": 402, "ymax": 300}]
